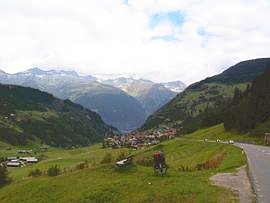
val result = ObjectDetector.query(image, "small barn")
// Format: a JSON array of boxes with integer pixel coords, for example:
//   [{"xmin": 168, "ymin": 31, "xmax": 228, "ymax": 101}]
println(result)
[
  {"xmin": 265, "ymin": 133, "xmax": 270, "ymax": 145},
  {"xmin": 6, "ymin": 161, "xmax": 22, "ymax": 167}
]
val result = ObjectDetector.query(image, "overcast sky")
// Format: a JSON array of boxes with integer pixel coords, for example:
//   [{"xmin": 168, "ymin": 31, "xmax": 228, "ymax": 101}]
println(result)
[{"xmin": 0, "ymin": 0, "xmax": 270, "ymax": 84}]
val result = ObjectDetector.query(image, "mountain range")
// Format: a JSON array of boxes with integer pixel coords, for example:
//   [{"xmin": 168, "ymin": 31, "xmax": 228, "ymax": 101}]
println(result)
[
  {"xmin": 0, "ymin": 68, "xmax": 186, "ymax": 131},
  {"xmin": 103, "ymin": 78, "xmax": 184, "ymax": 115},
  {"xmin": 143, "ymin": 58, "xmax": 270, "ymax": 132}
]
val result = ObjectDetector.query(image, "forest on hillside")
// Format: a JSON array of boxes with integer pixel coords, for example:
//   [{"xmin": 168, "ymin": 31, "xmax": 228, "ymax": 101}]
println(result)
[{"xmin": 224, "ymin": 67, "xmax": 270, "ymax": 132}]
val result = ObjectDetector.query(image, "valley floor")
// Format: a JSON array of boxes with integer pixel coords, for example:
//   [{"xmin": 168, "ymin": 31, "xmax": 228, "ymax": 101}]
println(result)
[{"xmin": 0, "ymin": 126, "xmax": 250, "ymax": 203}]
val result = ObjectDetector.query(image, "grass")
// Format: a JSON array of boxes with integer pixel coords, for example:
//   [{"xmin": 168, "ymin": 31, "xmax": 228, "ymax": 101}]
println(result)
[
  {"xmin": 0, "ymin": 135, "xmax": 246, "ymax": 203},
  {"xmin": 185, "ymin": 123, "xmax": 265, "ymax": 145}
]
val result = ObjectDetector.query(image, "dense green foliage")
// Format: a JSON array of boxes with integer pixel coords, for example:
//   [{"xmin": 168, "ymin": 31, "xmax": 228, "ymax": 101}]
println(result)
[
  {"xmin": 143, "ymin": 58, "xmax": 270, "ymax": 133},
  {"xmin": 0, "ymin": 84, "xmax": 116, "ymax": 146},
  {"xmin": 224, "ymin": 66, "xmax": 270, "ymax": 132}
]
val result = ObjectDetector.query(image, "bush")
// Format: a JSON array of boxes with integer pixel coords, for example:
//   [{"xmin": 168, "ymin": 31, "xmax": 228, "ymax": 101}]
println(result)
[
  {"xmin": 75, "ymin": 161, "xmax": 89, "ymax": 170},
  {"xmin": 0, "ymin": 164, "xmax": 11, "ymax": 186},
  {"xmin": 100, "ymin": 153, "xmax": 113, "ymax": 164},
  {"xmin": 47, "ymin": 165, "xmax": 61, "ymax": 176},
  {"xmin": 28, "ymin": 168, "xmax": 43, "ymax": 177},
  {"xmin": 196, "ymin": 152, "xmax": 225, "ymax": 170}
]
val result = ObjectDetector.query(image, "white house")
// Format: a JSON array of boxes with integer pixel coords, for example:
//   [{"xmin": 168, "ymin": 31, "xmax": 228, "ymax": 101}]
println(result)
[{"xmin": 20, "ymin": 157, "xmax": 38, "ymax": 163}]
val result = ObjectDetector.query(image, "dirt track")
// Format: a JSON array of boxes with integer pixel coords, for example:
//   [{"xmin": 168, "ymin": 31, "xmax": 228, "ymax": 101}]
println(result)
[{"xmin": 210, "ymin": 165, "xmax": 254, "ymax": 203}]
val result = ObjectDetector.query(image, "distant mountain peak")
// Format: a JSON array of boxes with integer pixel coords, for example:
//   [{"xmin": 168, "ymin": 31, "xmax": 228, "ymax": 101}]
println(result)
[
  {"xmin": 161, "ymin": 80, "xmax": 186, "ymax": 93},
  {"xmin": 22, "ymin": 68, "xmax": 79, "ymax": 77},
  {"xmin": 22, "ymin": 67, "xmax": 45, "ymax": 74}
]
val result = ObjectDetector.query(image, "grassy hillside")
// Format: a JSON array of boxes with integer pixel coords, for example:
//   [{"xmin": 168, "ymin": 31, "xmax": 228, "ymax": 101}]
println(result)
[
  {"xmin": 185, "ymin": 124, "xmax": 265, "ymax": 145},
  {"xmin": 143, "ymin": 58, "xmax": 270, "ymax": 133},
  {"xmin": 0, "ymin": 137, "xmax": 246, "ymax": 202},
  {"xmin": 0, "ymin": 84, "xmax": 116, "ymax": 147},
  {"xmin": 144, "ymin": 82, "xmax": 247, "ymax": 132}
]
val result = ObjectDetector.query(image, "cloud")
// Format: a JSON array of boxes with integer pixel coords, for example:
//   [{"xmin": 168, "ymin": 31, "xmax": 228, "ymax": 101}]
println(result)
[
  {"xmin": 0, "ymin": 0, "xmax": 270, "ymax": 85},
  {"xmin": 150, "ymin": 11, "xmax": 185, "ymax": 28}
]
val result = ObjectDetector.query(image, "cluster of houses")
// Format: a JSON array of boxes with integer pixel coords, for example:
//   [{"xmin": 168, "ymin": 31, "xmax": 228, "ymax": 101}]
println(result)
[
  {"xmin": 103, "ymin": 128, "xmax": 179, "ymax": 149},
  {"xmin": 4, "ymin": 156, "xmax": 38, "ymax": 167},
  {"xmin": 0, "ymin": 145, "xmax": 50, "ymax": 168}
]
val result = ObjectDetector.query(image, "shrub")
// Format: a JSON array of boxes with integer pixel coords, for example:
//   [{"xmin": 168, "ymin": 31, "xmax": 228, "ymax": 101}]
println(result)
[
  {"xmin": 0, "ymin": 164, "xmax": 11, "ymax": 186},
  {"xmin": 76, "ymin": 161, "xmax": 89, "ymax": 170},
  {"xmin": 196, "ymin": 152, "xmax": 225, "ymax": 170},
  {"xmin": 100, "ymin": 153, "xmax": 113, "ymax": 164},
  {"xmin": 28, "ymin": 168, "xmax": 43, "ymax": 177},
  {"xmin": 47, "ymin": 165, "xmax": 61, "ymax": 176}
]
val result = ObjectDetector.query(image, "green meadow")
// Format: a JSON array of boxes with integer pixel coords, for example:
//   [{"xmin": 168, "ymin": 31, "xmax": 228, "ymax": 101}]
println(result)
[
  {"xmin": 0, "ymin": 127, "xmax": 247, "ymax": 203},
  {"xmin": 186, "ymin": 123, "xmax": 265, "ymax": 145}
]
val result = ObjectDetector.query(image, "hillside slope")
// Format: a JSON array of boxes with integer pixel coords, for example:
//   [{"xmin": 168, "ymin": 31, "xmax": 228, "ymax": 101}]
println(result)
[
  {"xmin": 143, "ymin": 58, "xmax": 270, "ymax": 132},
  {"xmin": 0, "ymin": 84, "xmax": 116, "ymax": 146}
]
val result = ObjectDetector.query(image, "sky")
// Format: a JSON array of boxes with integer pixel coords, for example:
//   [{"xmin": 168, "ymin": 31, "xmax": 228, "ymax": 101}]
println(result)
[{"xmin": 0, "ymin": 0, "xmax": 270, "ymax": 85}]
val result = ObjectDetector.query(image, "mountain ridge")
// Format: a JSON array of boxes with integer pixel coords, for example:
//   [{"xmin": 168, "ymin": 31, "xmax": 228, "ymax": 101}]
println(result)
[{"xmin": 142, "ymin": 58, "xmax": 270, "ymax": 132}]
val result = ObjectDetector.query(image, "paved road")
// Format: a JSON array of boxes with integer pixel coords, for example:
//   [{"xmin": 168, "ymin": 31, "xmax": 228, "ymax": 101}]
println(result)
[{"xmin": 235, "ymin": 143, "xmax": 270, "ymax": 203}]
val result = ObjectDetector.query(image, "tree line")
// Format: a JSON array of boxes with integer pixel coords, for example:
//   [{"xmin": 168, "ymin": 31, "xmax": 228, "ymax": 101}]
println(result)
[{"xmin": 224, "ymin": 66, "xmax": 270, "ymax": 132}]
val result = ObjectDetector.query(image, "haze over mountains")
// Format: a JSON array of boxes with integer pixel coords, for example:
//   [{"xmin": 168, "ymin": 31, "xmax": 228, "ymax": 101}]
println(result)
[{"xmin": 0, "ymin": 68, "xmax": 186, "ymax": 131}]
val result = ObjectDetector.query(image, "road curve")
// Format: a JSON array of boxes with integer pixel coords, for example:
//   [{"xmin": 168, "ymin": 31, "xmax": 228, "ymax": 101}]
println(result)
[{"xmin": 235, "ymin": 143, "xmax": 270, "ymax": 203}]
